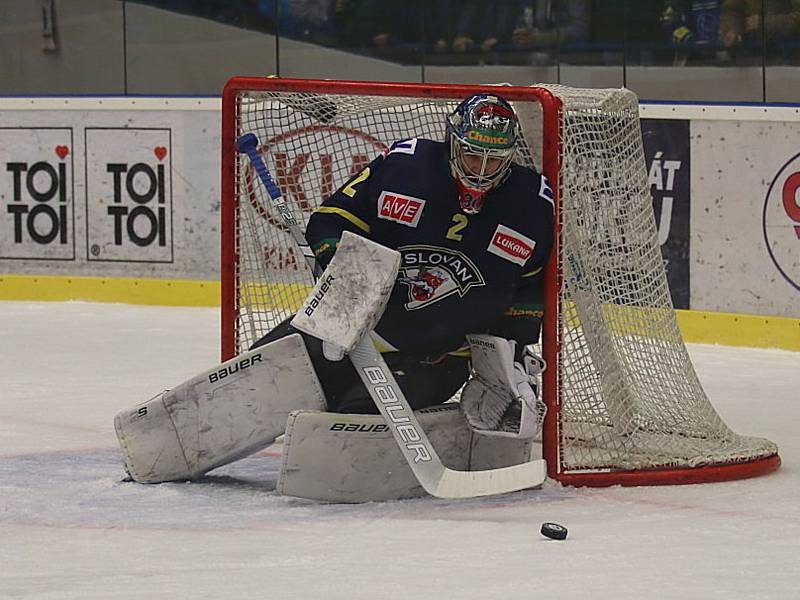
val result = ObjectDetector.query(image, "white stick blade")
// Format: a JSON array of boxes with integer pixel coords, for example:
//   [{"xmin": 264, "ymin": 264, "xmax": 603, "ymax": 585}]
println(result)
[{"xmin": 431, "ymin": 459, "xmax": 547, "ymax": 499}]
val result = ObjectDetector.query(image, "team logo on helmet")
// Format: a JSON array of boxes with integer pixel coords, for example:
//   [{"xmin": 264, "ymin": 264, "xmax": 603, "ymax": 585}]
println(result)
[
  {"xmin": 397, "ymin": 245, "xmax": 485, "ymax": 310},
  {"xmin": 465, "ymin": 101, "xmax": 516, "ymax": 148}
]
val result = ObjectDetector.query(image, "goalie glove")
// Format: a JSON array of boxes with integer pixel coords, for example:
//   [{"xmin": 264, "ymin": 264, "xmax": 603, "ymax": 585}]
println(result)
[{"xmin": 460, "ymin": 335, "xmax": 546, "ymax": 439}]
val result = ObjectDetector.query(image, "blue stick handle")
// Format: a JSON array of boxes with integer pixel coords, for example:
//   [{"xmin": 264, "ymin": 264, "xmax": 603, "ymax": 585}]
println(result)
[
  {"xmin": 237, "ymin": 134, "xmax": 282, "ymax": 202},
  {"xmin": 236, "ymin": 133, "xmax": 322, "ymax": 279}
]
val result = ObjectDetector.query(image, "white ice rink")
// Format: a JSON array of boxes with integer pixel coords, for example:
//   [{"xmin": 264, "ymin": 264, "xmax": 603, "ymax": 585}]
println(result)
[{"xmin": 1, "ymin": 301, "xmax": 798, "ymax": 600}]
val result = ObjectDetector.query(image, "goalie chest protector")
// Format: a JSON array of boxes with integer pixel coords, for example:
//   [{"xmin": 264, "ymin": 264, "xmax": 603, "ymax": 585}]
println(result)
[{"xmin": 306, "ymin": 138, "xmax": 554, "ymax": 355}]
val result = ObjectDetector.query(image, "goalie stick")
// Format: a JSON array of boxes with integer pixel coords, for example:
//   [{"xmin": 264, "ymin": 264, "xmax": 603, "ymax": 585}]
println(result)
[{"xmin": 236, "ymin": 133, "xmax": 546, "ymax": 498}]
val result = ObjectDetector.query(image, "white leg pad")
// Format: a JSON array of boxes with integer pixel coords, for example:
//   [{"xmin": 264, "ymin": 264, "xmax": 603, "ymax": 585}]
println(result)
[
  {"xmin": 114, "ymin": 334, "xmax": 325, "ymax": 483},
  {"xmin": 277, "ymin": 404, "xmax": 534, "ymax": 502}
]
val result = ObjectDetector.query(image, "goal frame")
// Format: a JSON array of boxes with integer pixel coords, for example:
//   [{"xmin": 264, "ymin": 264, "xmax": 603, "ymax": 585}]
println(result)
[{"xmin": 220, "ymin": 77, "xmax": 780, "ymax": 488}]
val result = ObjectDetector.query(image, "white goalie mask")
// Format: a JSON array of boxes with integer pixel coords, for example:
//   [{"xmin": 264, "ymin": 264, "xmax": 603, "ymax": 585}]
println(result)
[{"xmin": 446, "ymin": 93, "xmax": 520, "ymax": 214}]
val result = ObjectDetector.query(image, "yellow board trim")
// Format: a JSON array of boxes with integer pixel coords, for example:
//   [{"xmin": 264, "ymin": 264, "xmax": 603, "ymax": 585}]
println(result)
[
  {"xmin": 676, "ymin": 309, "xmax": 800, "ymax": 352},
  {"xmin": 239, "ymin": 281, "xmax": 312, "ymax": 311},
  {"xmin": 0, "ymin": 274, "xmax": 220, "ymax": 307},
  {"xmin": 1, "ymin": 274, "xmax": 798, "ymax": 351}
]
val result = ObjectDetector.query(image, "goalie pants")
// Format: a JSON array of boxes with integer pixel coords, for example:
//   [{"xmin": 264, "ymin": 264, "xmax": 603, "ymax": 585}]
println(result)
[{"xmin": 252, "ymin": 319, "xmax": 469, "ymax": 414}]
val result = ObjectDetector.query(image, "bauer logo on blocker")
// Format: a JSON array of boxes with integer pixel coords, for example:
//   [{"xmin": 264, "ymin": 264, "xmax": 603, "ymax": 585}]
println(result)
[
  {"xmin": 0, "ymin": 128, "xmax": 75, "ymax": 260},
  {"xmin": 85, "ymin": 128, "xmax": 173, "ymax": 263}
]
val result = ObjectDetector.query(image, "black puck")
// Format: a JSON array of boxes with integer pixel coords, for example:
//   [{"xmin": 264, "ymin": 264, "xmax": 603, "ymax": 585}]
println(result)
[{"xmin": 540, "ymin": 522, "xmax": 568, "ymax": 540}]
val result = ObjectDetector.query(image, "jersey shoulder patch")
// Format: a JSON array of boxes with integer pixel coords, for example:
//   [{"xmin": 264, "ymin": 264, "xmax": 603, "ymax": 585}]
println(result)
[
  {"xmin": 537, "ymin": 174, "xmax": 554, "ymax": 208},
  {"xmin": 386, "ymin": 138, "xmax": 418, "ymax": 156}
]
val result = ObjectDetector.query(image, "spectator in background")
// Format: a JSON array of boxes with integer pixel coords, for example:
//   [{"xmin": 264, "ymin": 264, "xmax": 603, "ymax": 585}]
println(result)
[
  {"xmin": 429, "ymin": 0, "xmax": 591, "ymax": 60},
  {"xmin": 280, "ymin": 0, "xmax": 338, "ymax": 44},
  {"xmin": 335, "ymin": 0, "xmax": 419, "ymax": 51},
  {"xmin": 449, "ymin": 0, "xmax": 517, "ymax": 53},
  {"xmin": 510, "ymin": 0, "xmax": 590, "ymax": 51},
  {"xmin": 719, "ymin": 0, "xmax": 800, "ymax": 52},
  {"xmin": 660, "ymin": 0, "xmax": 726, "ymax": 65},
  {"xmin": 660, "ymin": 0, "xmax": 721, "ymax": 48},
  {"xmin": 430, "ymin": 0, "xmax": 458, "ymax": 53}
]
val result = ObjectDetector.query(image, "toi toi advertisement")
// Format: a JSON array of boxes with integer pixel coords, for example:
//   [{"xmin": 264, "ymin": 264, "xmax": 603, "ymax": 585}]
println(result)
[
  {"xmin": 85, "ymin": 128, "xmax": 173, "ymax": 263},
  {"xmin": 0, "ymin": 128, "xmax": 75, "ymax": 260}
]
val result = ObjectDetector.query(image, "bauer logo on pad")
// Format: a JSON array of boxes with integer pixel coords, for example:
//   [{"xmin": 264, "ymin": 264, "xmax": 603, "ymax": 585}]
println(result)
[
  {"xmin": 377, "ymin": 191, "xmax": 425, "ymax": 227},
  {"xmin": 487, "ymin": 225, "xmax": 535, "ymax": 266}
]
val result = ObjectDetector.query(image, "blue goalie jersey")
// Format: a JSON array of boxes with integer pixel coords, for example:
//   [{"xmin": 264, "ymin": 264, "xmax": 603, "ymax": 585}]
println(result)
[{"xmin": 305, "ymin": 138, "xmax": 554, "ymax": 356}]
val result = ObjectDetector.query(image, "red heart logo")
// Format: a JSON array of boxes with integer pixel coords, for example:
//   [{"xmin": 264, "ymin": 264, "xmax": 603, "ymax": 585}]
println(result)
[
  {"xmin": 55, "ymin": 145, "xmax": 69, "ymax": 159},
  {"xmin": 154, "ymin": 146, "xmax": 167, "ymax": 161}
]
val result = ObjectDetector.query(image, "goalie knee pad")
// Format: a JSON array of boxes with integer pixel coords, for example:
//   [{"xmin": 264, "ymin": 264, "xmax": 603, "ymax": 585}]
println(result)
[{"xmin": 114, "ymin": 333, "xmax": 326, "ymax": 483}]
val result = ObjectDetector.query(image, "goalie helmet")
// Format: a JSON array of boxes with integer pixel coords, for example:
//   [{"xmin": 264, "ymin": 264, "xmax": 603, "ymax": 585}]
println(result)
[{"xmin": 446, "ymin": 93, "xmax": 520, "ymax": 214}]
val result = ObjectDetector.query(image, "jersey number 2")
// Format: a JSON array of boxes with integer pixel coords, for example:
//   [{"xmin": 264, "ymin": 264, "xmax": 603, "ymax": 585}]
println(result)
[
  {"xmin": 446, "ymin": 213, "xmax": 468, "ymax": 241},
  {"xmin": 342, "ymin": 167, "xmax": 371, "ymax": 198}
]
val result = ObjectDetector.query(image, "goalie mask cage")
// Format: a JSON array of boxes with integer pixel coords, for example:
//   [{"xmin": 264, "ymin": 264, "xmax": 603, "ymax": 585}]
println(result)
[{"xmin": 220, "ymin": 77, "xmax": 779, "ymax": 487}]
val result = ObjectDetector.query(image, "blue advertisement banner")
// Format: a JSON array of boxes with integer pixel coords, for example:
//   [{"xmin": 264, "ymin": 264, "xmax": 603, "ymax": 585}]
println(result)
[{"xmin": 641, "ymin": 118, "xmax": 691, "ymax": 309}]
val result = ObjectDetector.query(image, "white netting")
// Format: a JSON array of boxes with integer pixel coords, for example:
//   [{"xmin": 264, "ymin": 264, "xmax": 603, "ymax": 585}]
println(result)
[
  {"xmin": 224, "ymin": 81, "xmax": 777, "ymax": 480},
  {"xmin": 539, "ymin": 84, "xmax": 776, "ymax": 470}
]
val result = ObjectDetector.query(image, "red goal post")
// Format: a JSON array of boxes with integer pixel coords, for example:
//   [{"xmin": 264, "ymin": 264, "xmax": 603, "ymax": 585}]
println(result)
[{"xmin": 220, "ymin": 77, "xmax": 780, "ymax": 487}]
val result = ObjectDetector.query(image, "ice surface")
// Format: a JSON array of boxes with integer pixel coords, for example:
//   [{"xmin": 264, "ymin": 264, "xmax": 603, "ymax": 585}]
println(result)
[{"xmin": 1, "ymin": 301, "xmax": 798, "ymax": 600}]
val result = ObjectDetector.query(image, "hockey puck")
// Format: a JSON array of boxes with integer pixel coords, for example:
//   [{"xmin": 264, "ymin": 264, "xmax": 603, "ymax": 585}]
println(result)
[{"xmin": 540, "ymin": 522, "xmax": 568, "ymax": 540}]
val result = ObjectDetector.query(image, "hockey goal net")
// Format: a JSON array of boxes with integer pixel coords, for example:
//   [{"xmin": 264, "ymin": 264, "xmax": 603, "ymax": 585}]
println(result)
[{"xmin": 220, "ymin": 77, "xmax": 779, "ymax": 487}]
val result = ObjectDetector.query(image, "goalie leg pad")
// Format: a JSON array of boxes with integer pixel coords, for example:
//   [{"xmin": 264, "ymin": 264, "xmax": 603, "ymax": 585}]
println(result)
[
  {"xmin": 277, "ymin": 405, "xmax": 534, "ymax": 502},
  {"xmin": 114, "ymin": 333, "xmax": 325, "ymax": 483}
]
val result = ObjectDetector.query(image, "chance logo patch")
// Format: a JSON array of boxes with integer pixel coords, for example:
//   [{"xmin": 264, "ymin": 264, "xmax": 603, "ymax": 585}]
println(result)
[
  {"xmin": 377, "ymin": 191, "xmax": 425, "ymax": 227},
  {"xmin": 487, "ymin": 225, "xmax": 536, "ymax": 266}
]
